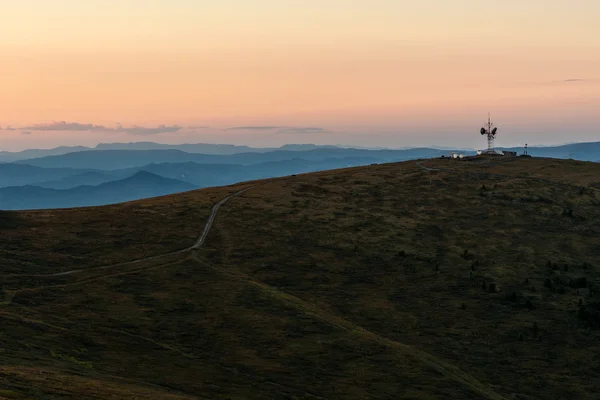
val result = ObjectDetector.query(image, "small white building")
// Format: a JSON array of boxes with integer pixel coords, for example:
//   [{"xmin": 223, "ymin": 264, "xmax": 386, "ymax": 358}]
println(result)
[{"xmin": 477, "ymin": 149, "xmax": 504, "ymax": 156}]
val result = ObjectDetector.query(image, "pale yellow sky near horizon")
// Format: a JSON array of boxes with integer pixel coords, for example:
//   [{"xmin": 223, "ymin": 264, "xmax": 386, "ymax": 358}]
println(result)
[{"xmin": 1, "ymin": 0, "xmax": 599, "ymax": 150}]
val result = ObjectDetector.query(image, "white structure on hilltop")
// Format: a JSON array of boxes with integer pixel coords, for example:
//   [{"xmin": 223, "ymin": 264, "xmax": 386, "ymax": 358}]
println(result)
[{"xmin": 450, "ymin": 152, "xmax": 465, "ymax": 159}]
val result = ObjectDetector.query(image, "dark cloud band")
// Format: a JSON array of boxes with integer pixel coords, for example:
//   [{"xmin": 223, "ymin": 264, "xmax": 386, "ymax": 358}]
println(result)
[{"xmin": 20, "ymin": 121, "xmax": 182, "ymax": 135}]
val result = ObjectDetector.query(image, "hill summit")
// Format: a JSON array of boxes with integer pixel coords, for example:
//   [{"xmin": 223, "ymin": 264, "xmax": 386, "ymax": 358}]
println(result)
[{"xmin": 1, "ymin": 156, "xmax": 600, "ymax": 399}]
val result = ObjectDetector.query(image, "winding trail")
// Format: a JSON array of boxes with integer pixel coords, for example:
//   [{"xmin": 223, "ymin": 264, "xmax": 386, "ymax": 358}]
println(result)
[
  {"xmin": 5, "ymin": 186, "xmax": 253, "ymax": 279},
  {"xmin": 193, "ymin": 187, "xmax": 252, "ymax": 249},
  {"xmin": 2, "ymin": 175, "xmax": 510, "ymax": 399},
  {"xmin": 415, "ymin": 160, "xmax": 440, "ymax": 172}
]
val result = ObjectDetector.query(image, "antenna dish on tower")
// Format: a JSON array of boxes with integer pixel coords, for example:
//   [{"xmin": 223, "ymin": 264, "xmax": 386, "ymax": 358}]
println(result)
[{"xmin": 478, "ymin": 114, "xmax": 498, "ymax": 153}]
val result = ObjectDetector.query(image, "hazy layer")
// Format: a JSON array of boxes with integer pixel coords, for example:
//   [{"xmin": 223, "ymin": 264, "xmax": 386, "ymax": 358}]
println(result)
[{"xmin": 1, "ymin": 1, "xmax": 598, "ymax": 150}]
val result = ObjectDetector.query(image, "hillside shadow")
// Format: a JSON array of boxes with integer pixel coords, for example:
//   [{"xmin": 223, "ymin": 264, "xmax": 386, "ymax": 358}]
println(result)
[{"xmin": 0, "ymin": 211, "xmax": 21, "ymax": 230}]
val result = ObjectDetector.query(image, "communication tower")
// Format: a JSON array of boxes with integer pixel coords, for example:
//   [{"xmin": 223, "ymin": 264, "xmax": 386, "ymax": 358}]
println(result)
[{"xmin": 480, "ymin": 114, "xmax": 498, "ymax": 153}]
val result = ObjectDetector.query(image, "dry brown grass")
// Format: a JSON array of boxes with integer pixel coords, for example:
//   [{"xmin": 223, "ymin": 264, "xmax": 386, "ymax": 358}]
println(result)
[
  {"xmin": 209, "ymin": 157, "xmax": 600, "ymax": 399},
  {"xmin": 0, "ymin": 365, "xmax": 197, "ymax": 399},
  {"xmin": 0, "ymin": 184, "xmax": 249, "ymax": 275},
  {"xmin": 1, "ymin": 156, "xmax": 600, "ymax": 399}
]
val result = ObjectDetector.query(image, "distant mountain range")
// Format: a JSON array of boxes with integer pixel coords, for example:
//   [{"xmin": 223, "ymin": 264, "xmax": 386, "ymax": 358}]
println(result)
[
  {"xmin": 2, "ymin": 140, "xmax": 599, "ymax": 164},
  {"xmin": 0, "ymin": 142, "xmax": 340, "ymax": 163},
  {"xmin": 14, "ymin": 148, "xmax": 456, "ymax": 170},
  {"xmin": 34, "ymin": 170, "xmax": 119, "ymax": 190},
  {"xmin": 0, "ymin": 171, "xmax": 195, "ymax": 210},
  {"xmin": 1, "ymin": 140, "xmax": 599, "ymax": 210},
  {"xmin": 0, "ymin": 163, "xmax": 94, "ymax": 187},
  {"xmin": 498, "ymin": 142, "xmax": 600, "ymax": 161},
  {"xmin": 0, "ymin": 146, "xmax": 90, "ymax": 163},
  {"xmin": 7, "ymin": 157, "xmax": 384, "ymax": 191}
]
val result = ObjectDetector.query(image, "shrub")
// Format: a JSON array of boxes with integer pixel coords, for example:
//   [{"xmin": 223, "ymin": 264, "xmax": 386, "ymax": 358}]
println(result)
[
  {"xmin": 577, "ymin": 302, "xmax": 600, "ymax": 329},
  {"xmin": 569, "ymin": 277, "xmax": 588, "ymax": 289},
  {"xmin": 461, "ymin": 249, "xmax": 474, "ymax": 260},
  {"xmin": 581, "ymin": 262, "xmax": 592, "ymax": 270},
  {"xmin": 0, "ymin": 211, "xmax": 20, "ymax": 230},
  {"xmin": 525, "ymin": 299, "xmax": 534, "ymax": 309}
]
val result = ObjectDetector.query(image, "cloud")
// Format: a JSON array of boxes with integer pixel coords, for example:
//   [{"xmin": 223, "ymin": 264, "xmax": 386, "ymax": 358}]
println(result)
[
  {"xmin": 115, "ymin": 125, "xmax": 182, "ymax": 135},
  {"xmin": 225, "ymin": 126, "xmax": 330, "ymax": 134},
  {"xmin": 552, "ymin": 78, "xmax": 598, "ymax": 84},
  {"xmin": 188, "ymin": 125, "xmax": 209, "ymax": 129},
  {"xmin": 225, "ymin": 126, "xmax": 282, "ymax": 131},
  {"xmin": 19, "ymin": 121, "xmax": 182, "ymax": 135},
  {"xmin": 22, "ymin": 121, "xmax": 107, "ymax": 131},
  {"xmin": 276, "ymin": 127, "xmax": 331, "ymax": 134}
]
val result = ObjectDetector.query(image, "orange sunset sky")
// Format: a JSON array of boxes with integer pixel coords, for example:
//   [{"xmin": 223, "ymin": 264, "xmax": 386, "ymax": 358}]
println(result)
[{"xmin": 1, "ymin": 0, "xmax": 599, "ymax": 150}]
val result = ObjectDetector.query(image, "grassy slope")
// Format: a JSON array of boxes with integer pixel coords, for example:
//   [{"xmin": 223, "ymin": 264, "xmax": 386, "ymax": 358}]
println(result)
[
  {"xmin": 1, "ymin": 156, "xmax": 600, "ymax": 399},
  {"xmin": 0, "ymin": 185, "xmax": 247, "ymax": 275}
]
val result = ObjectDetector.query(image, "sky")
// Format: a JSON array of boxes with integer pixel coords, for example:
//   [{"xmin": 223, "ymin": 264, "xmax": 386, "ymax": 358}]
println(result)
[{"xmin": 1, "ymin": 0, "xmax": 599, "ymax": 151}]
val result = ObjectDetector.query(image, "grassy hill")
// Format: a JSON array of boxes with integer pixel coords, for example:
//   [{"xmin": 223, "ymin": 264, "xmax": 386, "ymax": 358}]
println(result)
[{"xmin": 1, "ymin": 156, "xmax": 600, "ymax": 399}]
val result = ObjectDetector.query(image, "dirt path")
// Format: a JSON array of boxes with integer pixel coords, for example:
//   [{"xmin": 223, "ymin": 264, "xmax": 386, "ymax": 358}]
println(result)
[
  {"xmin": 415, "ymin": 160, "xmax": 440, "ymax": 171},
  {"xmin": 193, "ymin": 187, "xmax": 252, "ymax": 249},
  {"xmin": 2, "ymin": 176, "xmax": 508, "ymax": 399},
  {"xmin": 4, "ymin": 186, "xmax": 254, "ymax": 279}
]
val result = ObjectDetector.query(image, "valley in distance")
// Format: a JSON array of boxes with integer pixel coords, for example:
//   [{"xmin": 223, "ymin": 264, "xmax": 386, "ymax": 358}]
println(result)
[
  {"xmin": 1, "ymin": 141, "xmax": 600, "ymax": 210},
  {"xmin": 1, "ymin": 144, "xmax": 600, "ymax": 399}
]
